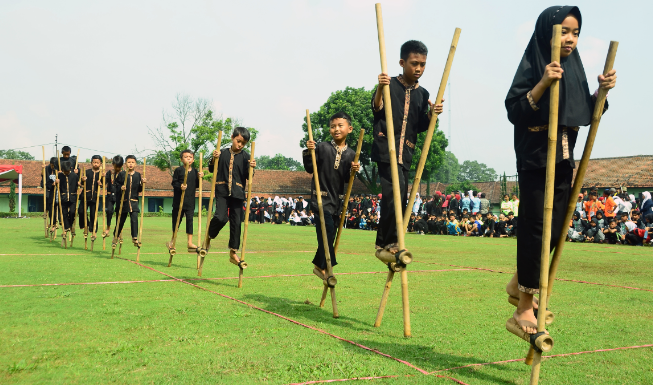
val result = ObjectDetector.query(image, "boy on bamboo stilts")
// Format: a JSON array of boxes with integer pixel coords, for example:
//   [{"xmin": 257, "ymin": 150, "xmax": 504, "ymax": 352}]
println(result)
[
  {"xmin": 168, "ymin": 150, "xmax": 203, "ymax": 251},
  {"xmin": 55, "ymin": 160, "xmax": 79, "ymax": 235},
  {"xmin": 372, "ymin": 40, "xmax": 444, "ymax": 254},
  {"xmin": 102, "ymin": 156, "xmax": 123, "ymax": 239},
  {"xmin": 504, "ymin": 6, "xmax": 617, "ymax": 334},
  {"xmin": 114, "ymin": 155, "xmax": 147, "ymax": 246},
  {"xmin": 303, "ymin": 112, "xmax": 359, "ymax": 277},
  {"xmin": 206, "ymin": 127, "xmax": 255, "ymax": 265},
  {"xmin": 79, "ymin": 155, "xmax": 102, "ymax": 236},
  {"xmin": 41, "ymin": 157, "xmax": 59, "ymax": 233}
]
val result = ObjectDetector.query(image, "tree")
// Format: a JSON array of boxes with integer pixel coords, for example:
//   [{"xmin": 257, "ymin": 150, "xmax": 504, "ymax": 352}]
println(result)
[
  {"xmin": 0, "ymin": 150, "xmax": 35, "ymax": 160},
  {"xmin": 409, "ymin": 119, "xmax": 448, "ymax": 197},
  {"xmin": 8, "ymin": 181, "xmax": 16, "ymax": 213},
  {"xmin": 300, "ymin": 87, "xmax": 378, "ymax": 192},
  {"xmin": 445, "ymin": 181, "xmax": 478, "ymax": 195},
  {"xmin": 146, "ymin": 93, "xmax": 258, "ymax": 177},
  {"xmin": 432, "ymin": 151, "xmax": 460, "ymax": 183},
  {"xmin": 458, "ymin": 160, "xmax": 498, "ymax": 182},
  {"xmin": 257, "ymin": 154, "xmax": 305, "ymax": 171}
]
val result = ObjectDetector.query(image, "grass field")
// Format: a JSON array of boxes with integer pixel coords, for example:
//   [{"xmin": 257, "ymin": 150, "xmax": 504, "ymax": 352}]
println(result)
[{"xmin": 1, "ymin": 217, "xmax": 652, "ymax": 384}]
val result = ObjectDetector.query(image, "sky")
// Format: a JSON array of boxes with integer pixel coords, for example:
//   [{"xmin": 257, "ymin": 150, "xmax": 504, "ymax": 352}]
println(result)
[{"xmin": 0, "ymin": 0, "xmax": 649, "ymax": 177}]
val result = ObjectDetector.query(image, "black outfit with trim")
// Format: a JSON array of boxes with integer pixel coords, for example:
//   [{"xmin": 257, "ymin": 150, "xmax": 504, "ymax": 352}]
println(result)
[
  {"xmin": 171, "ymin": 166, "xmax": 200, "ymax": 235},
  {"xmin": 105, "ymin": 170, "xmax": 118, "ymax": 228},
  {"xmin": 57, "ymin": 172, "xmax": 79, "ymax": 230},
  {"xmin": 207, "ymin": 148, "xmax": 250, "ymax": 250},
  {"xmin": 41, "ymin": 165, "xmax": 59, "ymax": 225},
  {"xmin": 79, "ymin": 168, "xmax": 102, "ymax": 232},
  {"xmin": 114, "ymin": 170, "xmax": 143, "ymax": 238},
  {"xmin": 506, "ymin": 6, "xmax": 608, "ymax": 293},
  {"xmin": 371, "ymin": 75, "xmax": 432, "ymax": 247},
  {"xmin": 302, "ymin": 141, "xmax": 355, "ymax": 270}
]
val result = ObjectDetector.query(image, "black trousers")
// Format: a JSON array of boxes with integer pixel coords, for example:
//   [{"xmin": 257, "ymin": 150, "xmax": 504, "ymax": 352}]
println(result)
[
  {"xmin": 172, "ymin": 206, "xmax": 194, "ymax": 234},
  {"xmin": 78, "ymin": 200, "xmax": 100, "ymax": 232},
  {"xmin": 47, "ymin": 196, "xmax": 59, "ymax": 225},
  {"xmin": 61, "ymin": 201, "xmax": 76, "ymax": 230},
  {"xmin": 105, "ymin": 197, "xmax": 115, "ymax": 228},
  {"xmin": 376, "ymin": 162, "xmax": 409, "ymax": 247},
  {"xmin": 208, "ymin": 196, "xmax": 243, "ymax": 250},
  {"xmin": 517, "ymin": 163, "xmax": 572, "ymax": 292},
  {"xmin": 312, "ymin": 211, "xmax": 338, "ymax": 270},
  {"xmin": 115, "ymin": 210, "xmax": 139, "ymax": 238}
]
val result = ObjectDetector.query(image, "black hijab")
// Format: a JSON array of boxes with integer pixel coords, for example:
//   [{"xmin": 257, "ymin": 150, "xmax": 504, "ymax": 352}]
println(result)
[{"xmin": 506, "ymin": 6, "xmax": 592, "ymax": 127}]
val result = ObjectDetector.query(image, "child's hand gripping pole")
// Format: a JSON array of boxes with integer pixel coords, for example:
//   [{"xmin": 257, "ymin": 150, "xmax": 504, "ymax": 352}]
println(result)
[
  {"xmin": 374, "ymin": 3, "xmax": 410, "ymax": 337},
  {"xmin": 238, "ymin": 142, "xmax": 255, "ymax": 289},
  {"xmin": 42, "ymin": 146, "xmax": 48, "ymax": 238},
  {"xmin": 197, "ymin": 152, "xmax": 203, "ymax": 268},
  {"xmin": 319, "ymin": 129, "xmax": 364, "ymax": 308},
  {"xmin": 168, "ymin": 164, "xmax": 189, "ymax": 267},
  {"xmin": 111, "ymin": 170, "xmax": 128, "ymax": 259},
  {"xmin": 198, "ymin": 131, "xmax": 223, "ymax": 277},
  {"xmin": 136, "ymin": 158, "xmax": 146, "ymax": 261},
  {"xmin": 307, "ymin": 109, "xmax": 339, "ymax": 319},
  {"xmin": 102, "ymin": 157, "xmax": 107, "ymax": 251},
  {"xmin": 403, "ymin": 28, "xmax": 461, "ymax": 232},
  {"xmin": 56, "ymin": 151, "xmax": 67, "ymax": 249}
]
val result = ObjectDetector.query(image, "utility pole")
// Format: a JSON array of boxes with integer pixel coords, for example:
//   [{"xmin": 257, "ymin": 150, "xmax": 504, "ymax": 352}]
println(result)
[{"xmin": 55, "ymin": 134, "xmax": 58, "ymax": 155}]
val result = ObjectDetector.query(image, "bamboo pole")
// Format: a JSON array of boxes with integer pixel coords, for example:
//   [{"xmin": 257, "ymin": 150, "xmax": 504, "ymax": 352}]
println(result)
[
  {"xmin": 306, "ymin": 110, "xmax": 339, "ymax": 318},
  {"xmin": 111, "ymin": 170, "xmax": 128, "ymax": 259},
  {"xmin": 70, "ymin": 151, "xmax": 81, "ymax": 246},
  {"xmin": 91, "ymin": 166, "xmax": 101, "ymax": 251},
  {"xmin": 102, "ymin": 157, "xmax": 107, "ymax": 250},
  {"xmin": 50, "ymin": 162, "xmax": 57, "ymax": 241},
  {"xmin": 238, "ymin": 142, "xmax": 256, "ymax": 289},
  {"xmin": 82, "ymin": 165, "xmax": 89, "ymax": 250},
  {"xmin": 136, "ymin": 158, "xmax": 147, "ymax": 261},
  {"xmin": 374, "ymin": 2, "xmax": 410, "ymax": 337},
  {"xmin": 319, "ymin": 129, "xmax": 365, "ymax": 306},
  {"xmin": 547, "ymin": 42, "xmax": 619, "ymax": 298},
  {"xmin": 56, "ymin": 152, "xmax": 67, "ymax": 249},
  {"xmin": 403, "ymin": 28, "xmax": 461, "ymax": 232},
  {"xmin": 528, "ymin": 24, "xmax": 561, "ymax": 385},
  {"xmin": 168, "ymin": 164, "xmax": 189, "ymax": 267},
  {"xmin": 197, "ymin": 151, "xmax": 203, "ymax": 268},
  {"xmin": 42, "ymin": 146, "xmax": 48, "ymax": 238},
  {"xmin": 198, "ymin": 132, "xmax": 223, "ymax": 277}
]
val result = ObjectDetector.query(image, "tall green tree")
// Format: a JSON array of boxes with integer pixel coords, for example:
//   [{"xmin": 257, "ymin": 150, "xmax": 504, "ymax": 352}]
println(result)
[
  {"xmin": 432, "ymin": 151, "xmax": 460, "ymax": 183},
  {"xmin": 146, "ymin": 94, "xmax": 258, "ymax": 177},
  {"xmin": 300, "ymin": 87, "xmax": 377, "ymax": 192},
  {"xmin": 258, "ymin": 154, "xmax": 305, "ymax": 171},
  {"xmin": 0, "ymin": 150, "xmax": 35, "ymax": 160},
  {"xmin": 409, "ymin": 119, "xmax": 448, "ymax": 196},
  {"xmin": 458, "ymin": 160, "xmax": 497, "ymax": 182},
  {"xmin": 445, "ymin": 181, "xmax": 478, "ymax": 195}
]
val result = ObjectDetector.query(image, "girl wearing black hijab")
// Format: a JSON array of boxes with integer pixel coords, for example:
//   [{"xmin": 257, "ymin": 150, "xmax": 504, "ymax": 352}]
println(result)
[{"xmin": 504, "ymin": 6, "xmax": 617, "ymax": 334}]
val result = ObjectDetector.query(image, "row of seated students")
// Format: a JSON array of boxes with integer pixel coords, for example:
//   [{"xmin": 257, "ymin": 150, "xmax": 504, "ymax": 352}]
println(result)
[
  {"xmin": 407, "ymin": 211, "xmax": 518, "ymax": 237},
  {"xmin": 567, "ymin": 209, "xmax": 653, "ymax": 245}
]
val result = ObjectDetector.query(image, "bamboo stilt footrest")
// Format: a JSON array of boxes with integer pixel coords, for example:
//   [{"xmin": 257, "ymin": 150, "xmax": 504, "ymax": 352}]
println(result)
[
  {"xmin": 313, "ymin": 267, "xmax": 336, "ymax": 288},
  {"xmin": 507, "ymin": 296, "xmax": 554, "ymax": 325},
  {"xmin": 375, "ymin": 249, "xmax": 412, "ymax": 266},
  {"xmin": 505, "ymin": 317, "xmax": 553, "ymax": 352}
]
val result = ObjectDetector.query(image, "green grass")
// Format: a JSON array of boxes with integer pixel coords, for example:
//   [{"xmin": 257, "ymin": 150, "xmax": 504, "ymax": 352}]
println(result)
[{"xmin": 1, "ymin": 217, "xmax": 651, "ymax": 384}]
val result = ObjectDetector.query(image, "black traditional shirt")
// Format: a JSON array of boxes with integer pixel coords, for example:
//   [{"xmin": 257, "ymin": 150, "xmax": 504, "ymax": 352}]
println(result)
[
  {"xmin": 105, "ymin": 170, "xmax": 118, "ymax": 203},
  {"xmin": 208, "ymin": 148, "xmax": 250, "ymax": 200},
  {"xmin": 302, "ymin": 141, "xmax": 355, "ymax": 215},
  {"xmin": 82, "ymin": 168, "xmax": 102, "ymax": 202},
  {"xmin": 57, "ymin": 172, "xmax": 79, "ymax": 203},
  {"xmin": 115, "ymin": 171, "xmax": 143, "ymax": 213},
  {"xmin": 371, "ymin": 75, "xmax": 431, "ymax": 170},
  {"xmin": 172, "ymin": 166, "xmax": 200, "ymax": 210},
  {"xmin": 40, "ymin": 165, "xmax": 58, "ymax": 198}
]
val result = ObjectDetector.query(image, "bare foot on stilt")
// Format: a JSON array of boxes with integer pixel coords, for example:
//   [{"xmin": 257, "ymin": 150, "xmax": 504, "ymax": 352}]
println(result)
[
  {"xmin": 506, "ymin": 272, "xmax": 539, "ymax": 310},
  {"xmin": 229, "ymin": 249, "xmax": 241, "ymax": 265}
]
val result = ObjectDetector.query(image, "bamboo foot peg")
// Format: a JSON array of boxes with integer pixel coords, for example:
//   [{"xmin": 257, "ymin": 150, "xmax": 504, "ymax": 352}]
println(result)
[
  {"xmin": 230, "ymin": 257, "xmax": 248, "ymax": 269},
  {"xmin": 313, "ymin": 267, "xmax": 336, "ymax": 287},
  {"xmin": 507, "ymin": 296, "xmax": 554, "ymax": 325},
  {"xmin": 187, "ymin": 247, "xmax": 198, "ymax": 253},
  {"xmin": 505, "ymin": 318, "xmax": 553, "ymax": 353},
  {"xmin": 375, "ymin": 249, "xmax": 412, "ymax": 266}
]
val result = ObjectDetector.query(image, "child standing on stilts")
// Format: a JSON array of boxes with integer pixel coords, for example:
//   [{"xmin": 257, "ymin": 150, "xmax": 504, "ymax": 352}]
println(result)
[
  {"xmin": 102, "ymin": 156, "xmax": 123, "ymax": 239},
  {"xmin": 79, "ymin": 155, "xmax": 103, "ymax": 236},
  {"xmin": 114, "ymin": 155, "xmax": 147, "ymax": 246},
  {"xmin": 169, "ymin": 150, "xmax": 203, "ymax": 251}
]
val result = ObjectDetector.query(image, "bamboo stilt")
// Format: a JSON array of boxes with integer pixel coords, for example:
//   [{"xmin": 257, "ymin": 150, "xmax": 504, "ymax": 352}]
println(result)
[
  {"xmin": 56, "ymin": 152, "xmax": 67, "ymax": 249},
  {"xmin": 50, "ymin": 165, "xmax": 57, "ymax": 241},
  {"xmin": 102, "ymin": 157, "xmax": 107, "ymax": 251},
  {"xmin": 238, "ymin": 142, "xmax": 256, "ymax": 288},
  {"xmin": 83, "ymin": 166, "xmax": 89, "ymax": 250},
  {"xmin": 69, "ymin": 153, "xmax": 81, "ymax": 247},
  {"xmin": 168, "ymin": 164, "xmax": 189, "ymax": 267},
  {"xmin": 136, "ymin": 158, "xmax": 146, "ymax": 262},
  {"xmin": 306, "ymin": 110, "xmax": 338, "ymax": 318},
  {"xmin": 197, "ymin": 152, "xmax": 203, "ymax": 268},
  {"xmin": 403, "ymin": 28, "xmax": 461, "ymax": 232},
  {"xmin": 91, "ymin": 164, "xmax": 101, "ymax": 251},
  {"xmin": 374, "ymin": 3, "xmax": 410, "ymax": 336},
  {"xmin": 42, "ymin": 146, "xmax": 48, "ymax": 238},
  {"xmin": 374, "ymin": 269, "xmax": 395, "ymax": 327},
  {"xmin": 198, "ymin": 132, "xmax": 223, "ymax": 277}
]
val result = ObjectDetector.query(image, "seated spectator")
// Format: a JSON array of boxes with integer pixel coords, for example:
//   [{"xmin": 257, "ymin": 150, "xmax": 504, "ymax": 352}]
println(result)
[
  {"xmin": 632, "ymin": 210, "xmax": 644, "ymax": 229},
  {"xmin": 507, "ymin": 211, "xmax": 518, "ymax": 237},
  {"xmin": 446, "ymin": 214, "xmax": 461, "ymax": 235},
  {"xmin": 407, "ymin": 212, "xmax": 416, "ymax": 232},
  {"xmin": 595, "ymin": 210, "xmax": 605, "ymax": 229},
  {"xmin": 483, "ymin": 212, "xmax": 496, "ymax": 238},
  {"xmin": 359, "ymin": 214, "xmax": 367, "ymax": 230},
  {"xmin": 585, "ymin": 218, "xmax": 605, "ymax": 243},
  {"xmin": 603, "ymin": 219, "xmax": 620, "ymax": 244},
  {"xmin": 414, "ymin": 214, "xmax": 428, "ymax": 235},
  {"xmin": 290, "ymin": 210, "xmax": 301, "ymax": 226}
]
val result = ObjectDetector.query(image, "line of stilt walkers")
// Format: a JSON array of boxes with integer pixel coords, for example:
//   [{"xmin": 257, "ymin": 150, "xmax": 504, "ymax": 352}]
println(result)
[{"xmin": 37, "ymin": 5, "xmax": 618, "ymax": 384}]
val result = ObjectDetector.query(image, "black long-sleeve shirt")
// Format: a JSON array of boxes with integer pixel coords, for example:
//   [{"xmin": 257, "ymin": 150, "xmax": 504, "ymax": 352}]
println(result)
[
  {"xmin": 171, "ymin": 166, "xmax": 200, "ymax": 210},
  {"xmin": 115, "ymin": 170, "xmax": 143, "ymax": 213},
  {"xmin": 57, "ymin": 172, "xmax": 79, "ymax": 204},
  {"xmin": 371, "ymin": 75, "xmax": 431, "ymax": 170},
  {"xmin": 302, "ymin": 141, "xmax": 355, "ymax": 215},
  {"xmin": 40, "ymin": 165, "xmax": 58, "ymax": 198},
  {"xmin": 208, "ymin": 148, "xmax": 250, "ymax": 200},
  {"xmin": 82, "ymin": 168, "xmax": 102, "ymax": 202},
  {"xmin": 105, "ymin": 170, "xmax": 118, "ymax": 203}
]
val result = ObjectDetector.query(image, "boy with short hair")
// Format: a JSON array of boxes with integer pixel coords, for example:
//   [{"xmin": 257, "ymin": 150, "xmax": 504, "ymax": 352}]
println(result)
[
  {"xmin": 372, "ymin": 40, "xmax": 444, "ymax": 253},
  {"xmin": 169, "ymin": 150, "xmax": 203, "ymax": 251},
  {"xmin": 584, "ymin": 191, "xmax": 604, "ymax": 219},
  {"xmin": 59, "ymin": 146, "xmax": 78, "ymax": 175},
  {"xmin": 79, "ymin": 155, "xmax": 103, "ymax": 235},
  {"xmin": 54, "ymin": 160, "xmax": 79, "ymax": 234},
  {"xmin": 304, "ymin": 112, "xmax": 360, "ymax": 276},
  {"xmin": 205, "ymin": 127, "xmax": 256, "ymax": 265},
  {"xmin": 102, "ymin": 156, "xmax": 123, "ymax": 238},
  {"xmin": 446, "ymin": 214, "xmax": 461, "ymax": 235},
  {"xmin": 114, "ymin": 155, "xmax": 146, "ymax": 245},
  {"xmin": 41, "ymin": 157, "xmax": 60, "ymax": 232}
]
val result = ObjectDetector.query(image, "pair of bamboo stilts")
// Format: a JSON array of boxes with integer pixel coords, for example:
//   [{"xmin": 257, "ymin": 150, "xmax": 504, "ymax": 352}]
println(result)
[
  {"xmin": 55, "ymin": 151, "xmax": 67, "ymax": 248},
  {"xmin": 373, "ymin": 3, "xmax": 462, "ymax": 337},
  {"xmin": 109, "ymin": 160, "xmax": 147, "ymax": 259},
  {"xmin": 503, "ymin": 25, "xmax": 619, "ymax": 385}
]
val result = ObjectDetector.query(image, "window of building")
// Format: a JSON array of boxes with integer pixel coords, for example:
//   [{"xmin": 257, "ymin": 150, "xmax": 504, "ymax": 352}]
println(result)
[
  {"xmin": 148, "ymin": 198, "xmax": 164, "ymax": 213},
  {"xmin": 28, "ymin": 195, "xmax": 44, "ymax": 212}
]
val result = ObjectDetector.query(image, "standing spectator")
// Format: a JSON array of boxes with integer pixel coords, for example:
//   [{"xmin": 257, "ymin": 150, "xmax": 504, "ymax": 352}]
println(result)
[
  {"xmin": 574, "ymin": 194, "xmax": 585, "ymax": 218},
  {"xmin": 413, "ymin": 193, "xmax": 422, "ymax": 214},
  {"xmin": 501, "ymin": 194, "xmax": 512, "ymax": 216},
  {"xmin": 479, "ymin": 193, "xmax": 490, "ymax": 216},
  {"xmin": 472, "ymin": 193, "xmax": 481, "ymax": 216},
  {"xmin": 461, "ymin": 192, "xmax": 471, "ymax": 213},
  {"xmin": 511, "ymin": 193, "xmax": 520, "ymax": 218},
  {"xmin": 603, "ymin": 188, "xmax": 617, "ymax": 220},
  {"xmin": 584, "ymin": 190, "xmax": 604, "ymax": 218}
]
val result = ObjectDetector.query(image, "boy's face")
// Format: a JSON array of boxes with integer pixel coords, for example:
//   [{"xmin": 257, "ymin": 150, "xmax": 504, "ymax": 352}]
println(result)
[
  {"xmin": 329, "ymin": 118, "xmax": 352, "ymax": 142},
  {"xmin": 400, "ymin": 52, "xmax": 426, "ymax": 82},
  {"xmin": 181, "ymin": 152, "xmax": 194, "ymax": 166},
  {"xmin": 63, "ymin": 170, "xmax": 70, "ymax": 175},
  {"xmin": 113, "ymin": 164, "xmax": 122, "ymax": 172},
  {"xmin": 609, "ymin": 221, "xmax": 617, "ymax": 228},
  {"xmin": 231, "ymin": 134, "xmax": 248, "ymax": 152},
  {"xmin": 91, "ymin": 159, "xmax": 101, "ymax": 169},
  {"xmin": 621, "ymin": 215, "xmax": 628, "ymax": 222},
  {"xmin": 590, "ymin": 221, "xmax": 596, "ymax": 227},
  {"xmin": 126, "ymin": 159, "xmax": 136, "ymax": 170},
  {"xmin": 62, "ymin": 151, "xmax": 71, "ymax": 159},
  {"xmin": 633, "ymin": 213, "xmax": 640, "ymax": 221},
  {"xmin": 597, "ymin": 213, "xmax": 603, "ymax": 219}
]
